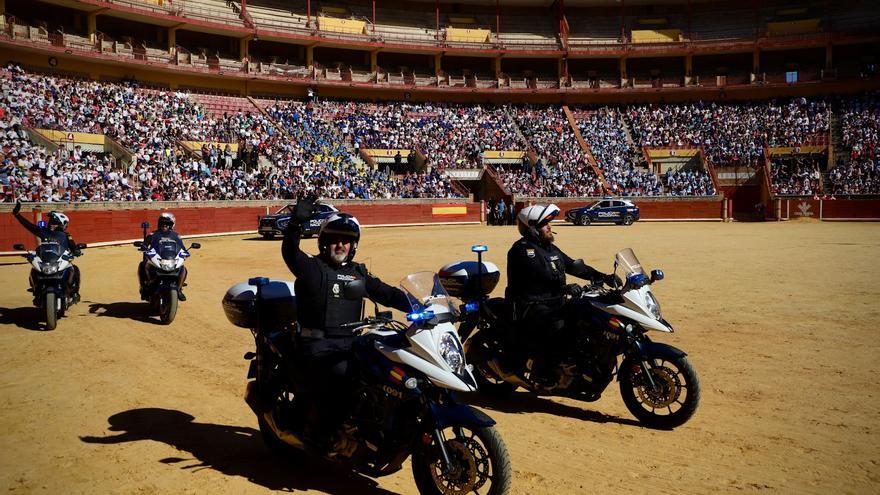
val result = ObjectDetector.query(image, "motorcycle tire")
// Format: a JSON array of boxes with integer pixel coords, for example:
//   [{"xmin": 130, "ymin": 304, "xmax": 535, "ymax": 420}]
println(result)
[
  {"xmin": 257, "ymin": 411, "xmax": 306, "ymax": 460},
  {"xmin": 619, "ymin": 355, "xmax": 700, "ymax": 429},
  {"xmin": 465, "ymin": 336, "xmax": 517, "ymax": 398},
  {"xmin": 159, "ymin": 290, "xmax": 178, "ymax": 325},
  {"xmin": 412, "ymin": 425, "xmax": 512, "ymax": 495},
  {"xmin": 44, "ymin": 292, "xmax": 57, "ymax": 331}
]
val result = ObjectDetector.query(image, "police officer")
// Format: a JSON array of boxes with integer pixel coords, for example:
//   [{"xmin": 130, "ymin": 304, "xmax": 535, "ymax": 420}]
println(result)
[
  {"xmin": 12, "ymin": 201, "xmax": 82, "ymax": 303},
  {"xmin": 279, "ymin": 194, "xmax": 411, "ymax": 448},
  {"xmin": 138, "ymin": 212, "xmax": 188, "ymax": 301},
  {"xmin": 505, "ymin": 203, "xmax": 612, "ymax": 384}
]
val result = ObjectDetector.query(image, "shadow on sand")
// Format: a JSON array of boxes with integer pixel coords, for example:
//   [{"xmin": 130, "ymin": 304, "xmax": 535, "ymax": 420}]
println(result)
[
  {"xmin": 0, "ymin": 306, "xmax": 49, "ymax": 331},
  {"xmin": 80, "ymin": 408, "xmax": 399, "ymax": 494},
  {"xmin": 88, "ymin": 302, "xmax": 162, "ymax": 325},
  {"xmin": 462, "ymin": 391, "xmax": 646, "ymax": 428}
]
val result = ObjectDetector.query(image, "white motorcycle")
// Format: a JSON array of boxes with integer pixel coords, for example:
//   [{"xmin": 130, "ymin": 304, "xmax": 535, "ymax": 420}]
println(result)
[
  {"xmin": 454, "ymin": 247, "xmax": 701, "ymax": 429},
  {"xmin": 13, "ymin": 239, "xmax": 86, "ymax": 330},
  {"xmin": 223, "ymin": 271, "xmax": 513, "ymax": 494},
  {"xmin": 134, "ymin": 237, "xmax": 200, "ymax": 324}
]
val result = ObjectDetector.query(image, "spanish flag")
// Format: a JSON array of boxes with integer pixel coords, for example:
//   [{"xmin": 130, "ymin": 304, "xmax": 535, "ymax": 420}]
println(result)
[{"xmin": 432, "ymin": 205, "xmax": 468, "ymax": 218}]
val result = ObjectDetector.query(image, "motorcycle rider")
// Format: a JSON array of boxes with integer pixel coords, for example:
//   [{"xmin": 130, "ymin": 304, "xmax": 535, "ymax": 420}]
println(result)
[
  {"xmin": 138, "ymin": 212, "xmax": 188, "ymax": 301},
  {"xmin": 258, "ymin": 194, "xmax": 412, "ymax": 450},
  {"xmin": 12, "ymin": 201, "xmax": 82, "ymax": 303},
  {"xmin": 505, "ymin": 203, "xmax": 613, "ymax": 384}
]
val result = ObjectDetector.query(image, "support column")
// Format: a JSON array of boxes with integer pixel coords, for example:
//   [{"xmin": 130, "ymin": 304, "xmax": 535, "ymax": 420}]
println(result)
[
  {"xmin": 87, "ymin": 12, "xmax": 97, "ymax": 44},
  {"xmin": 685, "ymin": 53, "xmax": 692, "ymax": 84},
  {"xmin": 239, "ymin": 37, "xmax": 249, "ymax": 61},
  {"xmin": 752, "ymin": 48, "xmax": 760, "ymax": 75},
  {"xmin": 1, "ymin": 0, "xmax": 7, "ymax": 26},
  {"xmin": 306, "ymin": 45, "xmax": 314, "ymax": 67},
  {"xmin": 370, "ymin": 51, "xmax": 378, "ymax": 72},
  {"xmin": 619, "ymin": 57, "xmax": 627, "ymax": 86},
  {"xmin": 493, "ymin": 56, "xmax": 501, "ymax": 78},
  {"xmin": 434, "ymin": 53, "xmax": 442, "ymax": 76},
  {"xmin": 168, "ymin": 27, "xmax": 177, "ymax": 54},
  {"xmin": 825, "ymin": 43, "xmax": 833, "ymax": 70}
]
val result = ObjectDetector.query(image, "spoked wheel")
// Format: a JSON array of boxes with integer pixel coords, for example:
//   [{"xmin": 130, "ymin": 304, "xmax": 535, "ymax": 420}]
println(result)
[
  {"xmin": 158, "ymin": 290, "xmax": 178, "ymax": 324},
  {"xmin": 577, "ymin": 215, "xmax": 591, "ymax": 226},
  {"xmin": 44, "ymin": 292, "xmax": 58, "ymax": 331},
  {"xmin": 412, "ymin": 425, "xmax": 512, "ymax": 495},
  {"xmin": 619, "ymin": 356, "xmax": 700, "ymax": 429},
  {"xmin": 465, "ymin": 335, "xmax": 517, "ymax": 398},
  {"xmin": 622, "ymin": 215, "xmax": 634, "ymax": 226}
]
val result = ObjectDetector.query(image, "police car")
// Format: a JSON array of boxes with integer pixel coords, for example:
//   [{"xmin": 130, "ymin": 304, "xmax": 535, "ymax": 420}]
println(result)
[
  {"xmin": 258, "ymin": 203, "xmax": 339, "ymax": 239},
  {"xmin": 564, "ymin": 198, "xmax": 640, "ymax": 226}
]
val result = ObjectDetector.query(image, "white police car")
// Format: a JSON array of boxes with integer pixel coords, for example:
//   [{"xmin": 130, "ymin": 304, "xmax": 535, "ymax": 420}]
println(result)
[{"xmin": 564, "ymin": 198, "xmax": 640, "ymax": 226}]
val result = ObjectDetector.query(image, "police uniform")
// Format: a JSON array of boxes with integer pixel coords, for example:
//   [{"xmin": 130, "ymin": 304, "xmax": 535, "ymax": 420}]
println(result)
[
  {"xmin": 281, "ymin": 221, "xmax": 410, "ymax": 439},
  {"xmin": 505, "ymin": 235, "xmax": 603, "ymax": 372},
  {"xmin": 14, "ymin": 213, "xmax": 81, "ymax": 298},
  {"xmin": 138, "ymin": 230, "xmax": 187, "ymax": 294}
]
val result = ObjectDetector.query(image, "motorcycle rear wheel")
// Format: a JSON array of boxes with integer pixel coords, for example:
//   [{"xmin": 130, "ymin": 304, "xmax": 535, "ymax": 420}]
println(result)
[
  {"xmin": 44, "ymin": 292, "xmax": 57, "ymax": 331},
  {"xmin": 158, "ymin": 290, "xmax": 178, "ymax": 325},
  {"xmin": 412, "ymin": 425, "xmax": 512, "ymax": 495},
  {"xmin": 619, "ymin": 356, "xmax": 700, "ymax": 429}
]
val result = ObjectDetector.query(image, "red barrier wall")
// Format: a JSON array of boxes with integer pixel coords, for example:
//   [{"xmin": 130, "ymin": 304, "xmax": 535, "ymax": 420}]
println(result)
[
  {"xmin": 774, "ymin": 198, "xmax": 880, "ymax": 220},
  {"xmin": 1, "ymin": 203, "xmax": 483, "ymax": 250}
]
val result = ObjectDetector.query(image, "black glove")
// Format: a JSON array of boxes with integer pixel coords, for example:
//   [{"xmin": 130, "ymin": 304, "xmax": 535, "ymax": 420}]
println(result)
[
  {"xmin": 12, "ymin": 200, "xmax": 21, "ymax": 215},
  {"xmin": 563, "ymin": 283, "xmax": 583, "ymax": 298},
  {"xmin": 293, "ymin": 194, "xmax": 318, "ymax": 223},
  {"xmin": 603, "ymin": 273, "xmax": 622, "ymax": 287}
]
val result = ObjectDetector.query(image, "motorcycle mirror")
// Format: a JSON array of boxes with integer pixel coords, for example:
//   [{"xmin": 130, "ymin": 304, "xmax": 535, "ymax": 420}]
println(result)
[
  {"xmin": 13, "ymin": 243, "xmax": 26, "ymax": 251},
  {"xmin": 133, "ymin": 241, "xmax": 144, "ymax": 248},
  {"xmin": 190, "ymin": 243, "xmax": 201, "ymax": 249},
  {"xmin": 77, "ymin": 243, "xmax": 87, "ymax": 250},
  {"xmin": 141, "ymin": 221, "xmax": 150, "ymax": 229},
  {"xmin": 626, "ymin": 273, "xmax": 649, "ymax": 290},
  {"xmin": 343, "ymin": 278, "xmax": 367, "ymax": 300},
  {"xmin": 650, "ymin": 269, "xmax": 664, "ymax": 283}
]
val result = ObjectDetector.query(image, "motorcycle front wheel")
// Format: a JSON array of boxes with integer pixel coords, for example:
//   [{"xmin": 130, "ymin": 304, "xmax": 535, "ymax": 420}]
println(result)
[
  {"xmin": 619, "ymin": 355, "xmax": 700, "ymax": 429},
  {"xmin": 44, "ymin": 292, "xmax": 57, "ymax": 331},
  {"xmin": 158, "ymin": 290, "xmax": 178, "ymax": 324},
  {"xmin": 412, "ymin": 425, "xmax": 512, "ymax": 495}
]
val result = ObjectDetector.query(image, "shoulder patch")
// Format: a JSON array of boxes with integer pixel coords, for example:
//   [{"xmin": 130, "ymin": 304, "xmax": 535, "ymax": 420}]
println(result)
[{"xmin": 526, "ymin": 249, "xmax": 535, "ymax": 258}]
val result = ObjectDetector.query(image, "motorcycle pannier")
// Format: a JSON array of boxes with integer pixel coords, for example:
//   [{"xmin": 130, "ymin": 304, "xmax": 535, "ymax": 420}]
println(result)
[
  {"xmin": 438, "ymin": 261, "xmax": 500, "ymax": 300},
  {"xmin": 222, "ymin": 280, "xmax": 297, "ymax": 328}
]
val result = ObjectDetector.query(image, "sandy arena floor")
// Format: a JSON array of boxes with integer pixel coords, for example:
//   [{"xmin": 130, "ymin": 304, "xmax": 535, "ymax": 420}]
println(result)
[{"xmin": 1, "ymin": 220, "xmax": 878, "ymax": 494}]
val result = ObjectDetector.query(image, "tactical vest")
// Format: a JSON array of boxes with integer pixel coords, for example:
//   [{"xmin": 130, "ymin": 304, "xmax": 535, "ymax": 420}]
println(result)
[{"xmin": 317, "ymin": 261, "xmax": 365, "ymax": 337}]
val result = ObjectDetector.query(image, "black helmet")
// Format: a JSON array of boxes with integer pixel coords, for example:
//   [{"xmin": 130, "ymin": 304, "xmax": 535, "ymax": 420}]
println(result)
[{"xmin": 318, "ymin": 213, "xmax": 361, "ymax": 262}]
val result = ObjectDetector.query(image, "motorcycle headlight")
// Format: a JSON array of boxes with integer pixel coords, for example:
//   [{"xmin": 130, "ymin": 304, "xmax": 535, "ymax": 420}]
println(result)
[
  {"xmin": 41, "ymin": 262, "xmax": 59, "ymax": 274},
  {"xmin": 438, "ymin": 333, "xmax": 464, "ymax": 375},
  {"xmin": 159, "ymin": 259, "xmax": 176, "ymax": 271},
  {"xmin": 645, "ymin": 292, "xmax": 662, "ymax": 319}
]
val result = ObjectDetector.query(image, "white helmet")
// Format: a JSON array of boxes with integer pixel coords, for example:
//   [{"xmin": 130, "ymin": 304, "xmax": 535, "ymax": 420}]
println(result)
[
  {"xmin": 517, "ymin": 204, "xmax": 560, "ymax": 239},
  {"xmin": 48, "ymin": 211, "xmax": 69, "ymax": 231},
  {"xmin": 158, "ymin": 212, "xmax": 176, "ymax": 229},
  {"xmin": 319, "ymin": 213, "xmax": 361, "ymax": 261}
]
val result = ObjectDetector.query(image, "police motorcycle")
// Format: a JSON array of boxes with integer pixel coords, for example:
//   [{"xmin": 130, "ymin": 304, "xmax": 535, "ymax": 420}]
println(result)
[
  {"xmin": 445, "ymin": 246, "xmax": 700, "ymax": 429},
  {"xmin": 133, "ymin": 222, "xmax": 200, "ymax": 324},
  {"xmin": 222, "ymin": 271, "xmax": 513, "ymax": 494},
  {"xmin": 13, "ymin": 231, "xmax": 87, "ymax": 330}
]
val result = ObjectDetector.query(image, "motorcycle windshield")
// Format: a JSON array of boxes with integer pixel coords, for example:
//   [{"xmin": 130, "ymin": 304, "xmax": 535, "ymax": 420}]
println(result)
[
  {"xmin": 399, "ymin": 271, "xmax": 458, "ymax": 315},
  {"xmin": 615, "ymin": 248, "xmax": 646, "ymax": 277},
  {"xmin": 156, "ymin": 240, "xmax": 179, "ymax": 260},
  {"xmin": 36, "ymin": 242, "xmax": 63, "ymax": 263}
]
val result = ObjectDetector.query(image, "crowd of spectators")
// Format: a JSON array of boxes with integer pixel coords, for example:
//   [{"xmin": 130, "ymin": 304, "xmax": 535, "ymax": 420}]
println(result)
[
  {"xmin": 628, "ymin": 98, "xmax": 829, "ymax": 167},
  {"xmin": 0, "ymin": 64, "xmax": 461, "ymax": 201},
  {"xmin": 325, "ymin": 100, "xmax": 525, "ymax": 171},
  {"xmin": 665, "ymin": 168, "xmax": 716, "ymax": 196},
  {"xmin": 826, "ymin": 93, "xmax": 880, "ymax": 195},
  {"xmin": 769, "ymin": 154, "xmax": 823, "ymax": 196},
  {"xmin": 574, "ymin": 107, "xmax": 666, "ymax": 196}
]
